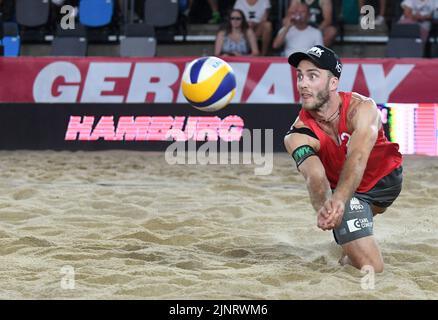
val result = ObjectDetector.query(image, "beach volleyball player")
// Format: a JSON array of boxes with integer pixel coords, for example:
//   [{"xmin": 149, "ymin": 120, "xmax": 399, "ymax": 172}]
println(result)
[{"xmin": 284, "ymin": 45, "xmax": 403, "ymax": 272}]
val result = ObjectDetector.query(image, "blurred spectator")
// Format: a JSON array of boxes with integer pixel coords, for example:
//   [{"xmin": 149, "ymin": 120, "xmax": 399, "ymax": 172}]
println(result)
[
  {"xmin": 207, "ymin": 0, "xmax": 221, "ymax": 24},
  {"xmin": 359, "ymin": 0, "xmax": 386, "ymax": 25},
  {"xmin": 234, "ymin": 0, "xmax": 272, "ymax": 56},
  {"xmin": 272, "ymin": 2, "xmax": 323, "ymax": 57},
  {"xmin": 214, "ymin": 9, "xmax": 259, "ymax": 56},
  {"xmin": 289, "ymin": 0, "xmax": 337, "ymax": 47},
  {"xmin": 181, "ymin": 0, "xmax": 222, "ymax": 24},
  {"xmin": 118, "ymin": 0, "xmax": 144, "ymax": 23},
  {"xmin": 0, "ymin": 0, "xmax": 15, "ymax": 22},
  {"xmin": 179, "ymin": 0, "xmax": 192, "ymax": 16},
  {"xmin": 341, "ymin": 0, "xmax": 360, "ymax": 25},
  {"xmin": 399, "ymin": 0, "xmax": 435, "ymax": 43}
]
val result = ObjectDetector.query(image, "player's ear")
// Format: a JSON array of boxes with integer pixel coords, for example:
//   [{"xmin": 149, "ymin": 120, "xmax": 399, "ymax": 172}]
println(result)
[{"xmin": 330, "ymin": 76, "xmax": 339, "ymax": 91}]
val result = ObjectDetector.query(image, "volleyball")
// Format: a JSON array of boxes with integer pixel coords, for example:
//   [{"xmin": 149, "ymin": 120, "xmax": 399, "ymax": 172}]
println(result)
[{"xmin": 181, "ymin": 56, "xmax": 237, "ymax": 112}]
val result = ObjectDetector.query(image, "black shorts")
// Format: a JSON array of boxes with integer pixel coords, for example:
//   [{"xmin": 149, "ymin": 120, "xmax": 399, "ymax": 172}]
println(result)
[
  {"xmin": 333, "ymin": 166, "xmax": 403, "ymax": 245},
  {"xmin": 355, "ymin": 166, "xmax": 403, "ymax": 208}
]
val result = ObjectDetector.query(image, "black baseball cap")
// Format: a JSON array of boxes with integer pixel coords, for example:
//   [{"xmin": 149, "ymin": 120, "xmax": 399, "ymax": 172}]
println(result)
[{"xmin": 288, "ymin": 45, "xmax": 343, "ymax": 79}]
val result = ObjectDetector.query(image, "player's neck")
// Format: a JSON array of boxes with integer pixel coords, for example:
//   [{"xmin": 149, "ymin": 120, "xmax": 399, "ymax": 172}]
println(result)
[{"xmin": 311, "ymin": 93, "xmax": 341, "ymax": 124}]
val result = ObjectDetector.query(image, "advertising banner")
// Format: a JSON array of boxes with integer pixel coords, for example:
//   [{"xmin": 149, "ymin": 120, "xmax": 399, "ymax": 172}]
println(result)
[
  {"xmin": 1, "ymin": 57, "xmax": 438, "ymax": 104},
  {"xmin": 0, "ymin": 103, "xmax": 300, "ymax": 152}
]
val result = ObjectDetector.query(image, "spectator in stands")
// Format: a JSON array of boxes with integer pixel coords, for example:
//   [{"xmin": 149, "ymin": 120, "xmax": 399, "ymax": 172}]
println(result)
[
  {"xmin": 273, "ymin": 2, "xmax": 323, "ymax": 57},
  {"xmin": 0, "ymin": 0, "xmax": 15, "ymax": 22},
  {"xmin": 214, "ymin": 9, "xmax": 259, "ymax": 56},
  {"xmin": 207, "ymin": 0, "xmax": 221, "ymax": 24},
  {"xmin": 398, "ymin": 0, "xmax": 435, "ymax": 44},
  {"xmin": 118, "ymin": 0, "xmax": 144, "ymax": 23},
  {"xmin": 233, "ymin": 0, "xmax": 272, "ymax": 56},
  {"xmin": 288, "ymin": 0, "xmax": 337, "ymax": 47},
  {"xmin": 359, "ymin": 0, "xmax": 386, "ymax": 25},
  {"xmin": 180, "ymin": 0, "xmax": 222, "ymax": 24}
]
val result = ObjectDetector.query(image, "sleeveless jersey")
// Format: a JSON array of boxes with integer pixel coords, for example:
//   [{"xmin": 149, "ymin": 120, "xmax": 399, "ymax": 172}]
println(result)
[{"xmin": 298, "ymin": 91, "xmax": 403, "ymax": 193}]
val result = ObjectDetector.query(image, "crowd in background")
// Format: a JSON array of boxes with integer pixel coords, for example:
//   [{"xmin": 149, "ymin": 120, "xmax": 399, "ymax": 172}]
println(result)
[
  {"xmin": 211, "ymin": 0, "xmax": 438, "ymax": 57},
  {"xmin": 1, "ymin": 0, "xmax": 438, "ymax": 57}
]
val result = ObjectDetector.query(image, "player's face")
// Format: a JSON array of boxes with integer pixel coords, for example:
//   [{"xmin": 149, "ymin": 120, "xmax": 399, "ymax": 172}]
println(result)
[{"xmin": 296, "ymin": 60, "xmax": 331, "ymax": 111}]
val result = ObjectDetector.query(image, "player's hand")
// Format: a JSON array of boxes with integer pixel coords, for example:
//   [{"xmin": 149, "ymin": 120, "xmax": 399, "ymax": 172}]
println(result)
[
  {"xmin": 317, "ymin": 200, "xmax": 333, "ymax": 230},
  {"xmin": 324, "ymin": 197, "xmax": 345, "ymax": 229},
  {"xmin": 317, "ymin": 211, "xmax": 330, "ymax": 230},
  {"xmin": 317, "ymin": 198, "xmax": 345, "ymax": 230}
]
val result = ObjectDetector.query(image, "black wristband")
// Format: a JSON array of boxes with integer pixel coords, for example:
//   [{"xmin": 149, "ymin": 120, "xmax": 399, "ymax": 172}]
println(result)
[{"xmin": 292, "ymin": 145, "xmax": 317, "ymax": 168}]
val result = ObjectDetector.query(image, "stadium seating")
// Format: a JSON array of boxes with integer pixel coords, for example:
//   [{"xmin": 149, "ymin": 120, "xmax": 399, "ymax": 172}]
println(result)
[
  {"xmin": 144, "ymin": 0, "xmax": 179, "ymax": 27},
  {"xmin": 51, "ymin": 24, "xmax": 88, "ymax": 56},
  {"xmin": 79, "ymin": 0, "xmax": 114, "ymax": 27},
  {"xmin": 119, "ymin": 23, "xmax": 156, "ymax": 57},
  {"xmin": 386, "ymin": 23, "xmax": 423, "ymax": 57},
  {"xmin": 1, "ymin": 22, "xmax": 20, "ymax": 57},
  {"xmin": 16, "ymin": 0, "xmax": 50, "ymax": 27}
]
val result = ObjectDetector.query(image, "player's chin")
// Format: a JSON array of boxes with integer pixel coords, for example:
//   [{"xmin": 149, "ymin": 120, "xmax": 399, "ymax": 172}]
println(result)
[{"xmin": 302, "ymin": 102, "xmax": 316, "ymax": 111}]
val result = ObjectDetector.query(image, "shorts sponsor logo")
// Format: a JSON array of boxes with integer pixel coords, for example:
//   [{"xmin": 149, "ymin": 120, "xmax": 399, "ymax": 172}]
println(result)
[
  {"xmin": 350, "ymin": 197, "xmax": 364, "ymax": 211},
  {"xmin": 347, "ymin": 218, "xmax": 373, "ymax": 232}
]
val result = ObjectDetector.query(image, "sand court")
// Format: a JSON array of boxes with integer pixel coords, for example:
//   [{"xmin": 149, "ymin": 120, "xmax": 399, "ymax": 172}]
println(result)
[{"xmin": 0, "ymin": 150, "xmax": 437, "ymax": 299}]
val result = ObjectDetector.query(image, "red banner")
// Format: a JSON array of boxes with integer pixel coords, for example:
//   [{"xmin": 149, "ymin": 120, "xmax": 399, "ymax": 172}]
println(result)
[{"xmin": 1, "ymin": 56, "xmax": 438, "ymax": 104}]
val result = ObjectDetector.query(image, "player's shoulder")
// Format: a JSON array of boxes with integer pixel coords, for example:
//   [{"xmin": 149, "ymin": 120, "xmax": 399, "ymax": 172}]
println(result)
[
  {"xmin": 349, "ymin": 92, "xmax": 377, "ymax": 109},
  {"xmin": 347, "ymin": 92, "xmax": 381, "ymax": 130},
  {"xmin": 292, "ymin": 116, "xmax": 307, "ymax": 129},
  {"xmin": 286, "ymin": 116, "xmax": 312, "ymax": 134},
  {"xmin": 284, "ymin": 116, "xmax": 319, "ymax": 153}
]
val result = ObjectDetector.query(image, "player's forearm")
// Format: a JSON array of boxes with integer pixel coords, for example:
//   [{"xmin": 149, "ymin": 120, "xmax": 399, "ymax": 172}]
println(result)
[
  {"xmin": 333, "ymin": 151, "xmax": 367, "ymax": 203},
  {"xmin": 305, "ymin": 174, "xmax": 332, "ymax": 211}
]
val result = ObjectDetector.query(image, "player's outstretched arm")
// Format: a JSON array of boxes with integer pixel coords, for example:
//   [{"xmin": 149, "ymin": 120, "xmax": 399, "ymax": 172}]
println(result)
[
  {"xmin": 333, "ymin": 100, "xmax": 380, "ymax": 204},
  {"xmin": 322, "ymin": 100, "xmax": 380, "ymax": 229},
  {"xmin": 284, "ymin": 129, "xmax": 331, "ymax": 213}
]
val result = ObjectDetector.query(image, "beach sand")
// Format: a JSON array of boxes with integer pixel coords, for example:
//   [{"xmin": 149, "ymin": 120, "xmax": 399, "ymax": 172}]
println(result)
[{"xmin": 0, "ymin": 150, "xmax": 437, "ymax": 299}]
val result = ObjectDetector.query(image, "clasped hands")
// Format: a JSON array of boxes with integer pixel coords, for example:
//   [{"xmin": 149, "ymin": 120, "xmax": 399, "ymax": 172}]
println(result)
[{"xmin": 317, "ymin": 196, "xmax": 345, "ymax": 231}]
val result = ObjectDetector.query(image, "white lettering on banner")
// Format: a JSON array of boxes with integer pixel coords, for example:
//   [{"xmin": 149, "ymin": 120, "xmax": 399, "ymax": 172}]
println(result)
[
  {"xmin": 31, "ymin": 60, "xmax": 421, "ymax": 104},
  {"xmin": 247, "ymin": 63, "xmax": 294, "ymax": 103},
  {"xmin": 33, "ymin": 62, "xmax": 81, "ymax": 102},
  {"xmin": 127, "ymin": 63, "xmax": 179, "ymax": 103},
  {"xmin": 81, "ymin": 63, "xmax": 131, "ymax": 103},
  {"xmin": 338, "ymin": 64, "xmax": 359, "ymax": 92},
  {"xmin": 362, "ymin": 64, "xmax": 414, "ymax": 103}
]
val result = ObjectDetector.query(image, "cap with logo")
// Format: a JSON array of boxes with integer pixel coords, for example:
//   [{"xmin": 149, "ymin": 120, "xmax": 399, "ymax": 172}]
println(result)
[{"xmin": 288, "ymin": 45, "xmax": 343, "ymax": 79}]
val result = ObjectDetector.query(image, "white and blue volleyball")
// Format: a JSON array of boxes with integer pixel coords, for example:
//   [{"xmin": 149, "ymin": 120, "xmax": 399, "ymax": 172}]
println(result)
[{"xmin": 181, "ymin": 56, "xmax": 236, "ymax": 112}]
